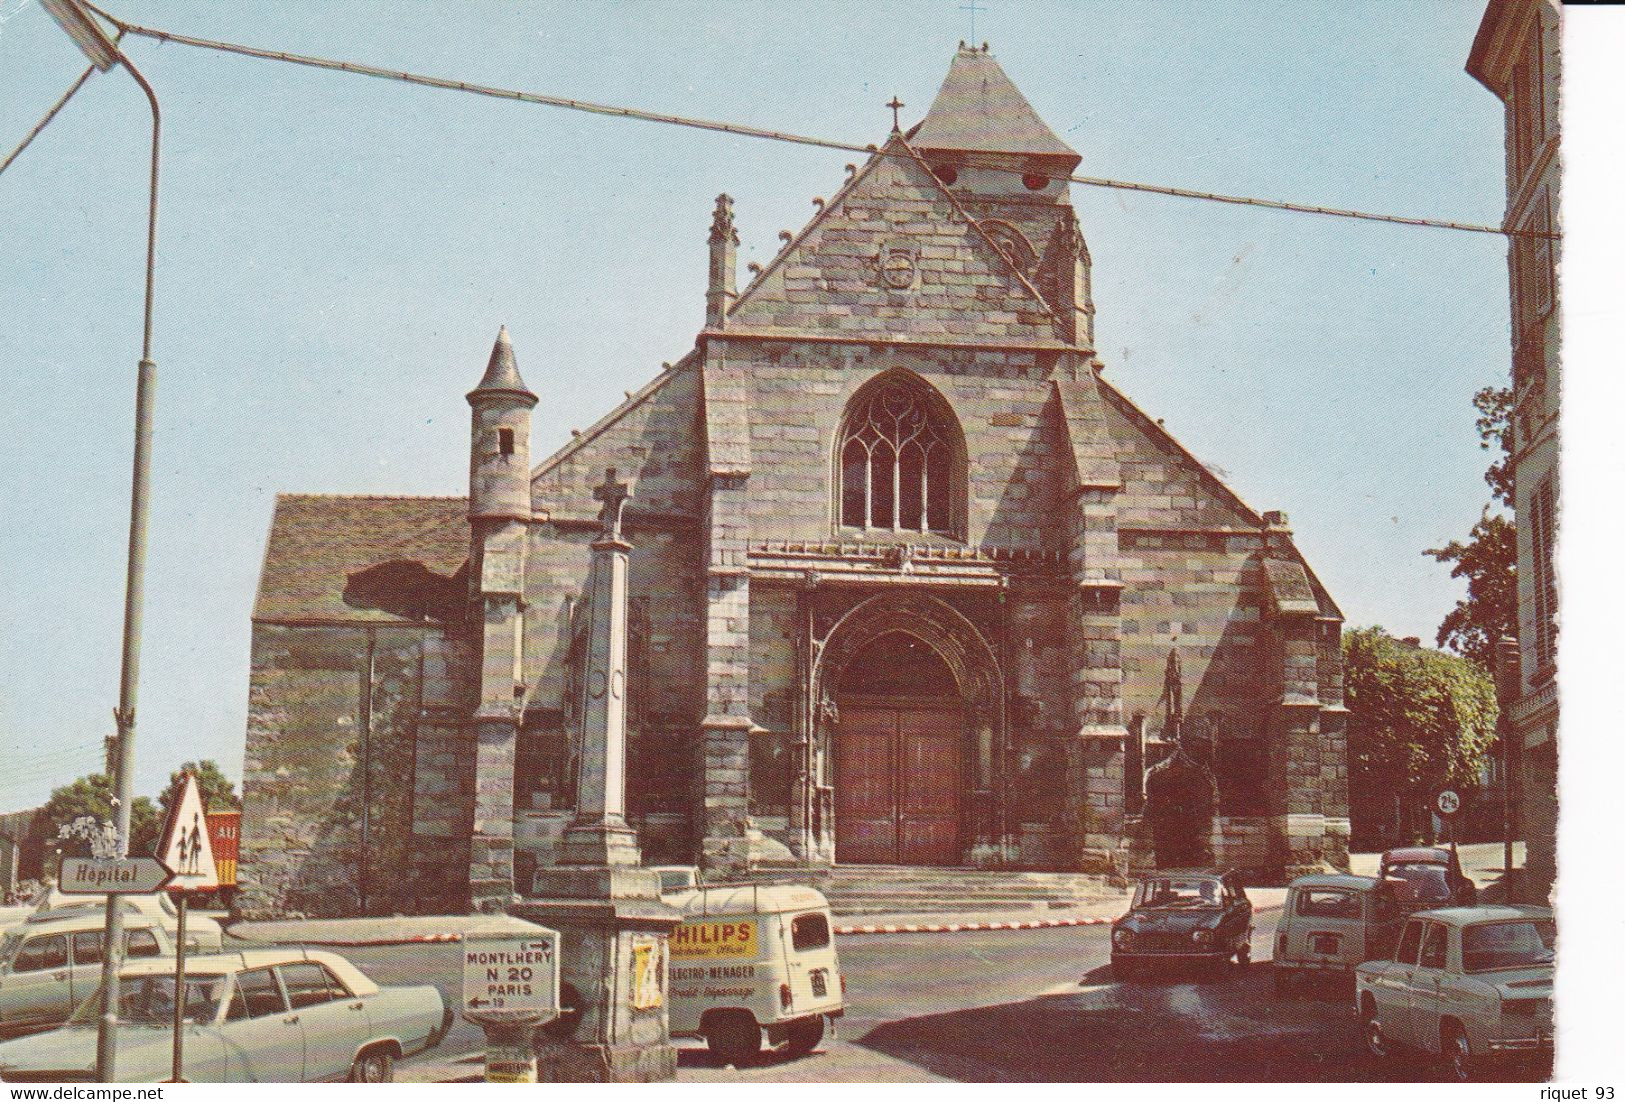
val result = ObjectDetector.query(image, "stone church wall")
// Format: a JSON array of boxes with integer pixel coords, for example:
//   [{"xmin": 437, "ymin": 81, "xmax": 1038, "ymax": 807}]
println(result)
[
  {"xmin": 530, "ymin": 364, "xmax": 706, "ymax": 523},
  {"xmin": 746, "ymin": 586, "xmax": 797, "ymax": 839},
  {"xmin": 237, "ymin": 623, "xmax": 432, "ymax": 918},
  {"xmin": 733, "ymin": 342, "xmax": 1062, "ymax": 550},
  {"xmin": 1004, "ymin": 591, "xmax": 1075, "ymax": 866}
]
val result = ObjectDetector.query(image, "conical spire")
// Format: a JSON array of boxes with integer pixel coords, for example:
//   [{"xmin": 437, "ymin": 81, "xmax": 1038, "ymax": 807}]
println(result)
[
  {"xmin": 910, "ymin": 44, "xmax": 1079, "ymax": 168},
  {"xmin": 470, "ymin": 325, "xmax": 534, "ymax": 399}
]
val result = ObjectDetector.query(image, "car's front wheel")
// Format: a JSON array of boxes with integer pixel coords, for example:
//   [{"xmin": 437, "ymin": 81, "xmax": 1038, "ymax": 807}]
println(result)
[
  {"xmin": 1363, "ymin": 999, "xmax": 1389, "ymax": 1059},
  {"xmin": 349, "ymin": 1047, "xmax": 395, "ymax": 1083},
  {"xmin": 1442, "ymin": 1023, "xmax": 1475, "ymax": 1082}
]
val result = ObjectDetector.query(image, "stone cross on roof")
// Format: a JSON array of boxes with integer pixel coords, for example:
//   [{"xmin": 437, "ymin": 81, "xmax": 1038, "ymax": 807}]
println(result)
[{"xmin": 593, "ymin": 467, "xmax": 632, "ymax": 541}]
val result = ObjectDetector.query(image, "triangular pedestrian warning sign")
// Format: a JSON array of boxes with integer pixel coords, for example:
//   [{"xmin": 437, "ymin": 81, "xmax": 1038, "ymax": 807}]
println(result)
[{"xmin": 157, "ymin": 772, "xmax": 219, "ymax": 892}]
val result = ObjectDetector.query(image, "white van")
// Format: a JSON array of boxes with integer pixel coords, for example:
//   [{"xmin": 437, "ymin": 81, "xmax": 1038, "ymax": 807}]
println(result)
[{"xmin": 664, "ymin": 883, "xmax": 844, "ymax": 1064}]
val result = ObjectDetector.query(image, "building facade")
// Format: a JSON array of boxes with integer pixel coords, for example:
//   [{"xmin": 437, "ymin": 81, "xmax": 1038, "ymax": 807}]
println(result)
[
  {"xmin": 237, "ymin": 47, "xmax": 1350, "ymax": 918},
  {"xmin": 1467, "ymin": 0, "xmax": 1560, "ymax": 904}
]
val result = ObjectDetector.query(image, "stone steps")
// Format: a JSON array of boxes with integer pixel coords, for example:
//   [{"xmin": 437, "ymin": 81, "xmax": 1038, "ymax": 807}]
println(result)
[{"xmin": 813, "ymin": 865, "xmax": 1113, "ymax": 916}]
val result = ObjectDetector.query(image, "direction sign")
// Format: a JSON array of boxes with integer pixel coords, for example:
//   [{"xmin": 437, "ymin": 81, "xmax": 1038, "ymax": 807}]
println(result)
[
  {"xmin": 156, "ymin": 772, "xmax": 220, "ymax": 893},
  {"xmin": 462, "ymin": 931, "xmax": 561, "ymax": 1021},
  {"xmin": 1436, "ymin": 789, "xmax": 1461, "ymax": 817},
  {"xmin": 60, "ymin": 855, "xmax": 173, "ymax": 894}
]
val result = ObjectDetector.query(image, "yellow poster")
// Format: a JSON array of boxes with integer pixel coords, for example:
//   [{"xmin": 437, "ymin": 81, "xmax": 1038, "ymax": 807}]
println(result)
[
  {"xmin": 631, "ymin": 939, "xmax": 666, "ymax": 1010},
  {"xmin": 670, "ymin": 918, "xmax": 759, "ymax": 960}
]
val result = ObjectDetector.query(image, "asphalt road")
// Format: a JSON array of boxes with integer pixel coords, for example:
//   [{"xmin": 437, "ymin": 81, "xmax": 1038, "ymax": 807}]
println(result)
[{"xmin": 351, "ymin": 903, "xmax": 1547, "ymax": 1083}]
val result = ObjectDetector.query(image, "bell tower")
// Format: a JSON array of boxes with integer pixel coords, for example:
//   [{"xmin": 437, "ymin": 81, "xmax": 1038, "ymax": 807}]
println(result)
[{"xmin": 910, "ymin": 43, "xmax": 1095, "ymax": 346}]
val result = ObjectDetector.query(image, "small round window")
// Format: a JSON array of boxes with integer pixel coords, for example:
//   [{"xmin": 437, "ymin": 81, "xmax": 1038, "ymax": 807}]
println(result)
[{"xmin": 1022, "ymin": 172, "xmax": 1049, "ymax": 191}]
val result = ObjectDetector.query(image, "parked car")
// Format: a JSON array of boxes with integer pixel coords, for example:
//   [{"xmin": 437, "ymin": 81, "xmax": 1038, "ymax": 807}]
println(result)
[
  {"xmin": 665, "ymin": 883, "xmax": 844, "ymax": 1065},
  {"xmin": 0, "ymin": 948, "xmax": 451, "ymax": 1083},
  {"xmin": 1378, "ymin": 847, "xmax": 1477, "ymax": 912},
  {"xmin": 0, "ymin": 913, "xmax": 171, "ymax": 1037},
  {"xmin": 26, "ymin": 889, "xmax": 224, "ymax": 954},
  {"xmin": 1354, "ymin": 905, "xmax": 1554, "ymax": 1080},
  {"xmin": 1111, "ymin": 869, "xmax": 1253, "ymax": 980},
  {"xmin": 1272, "ymin": 874, "xmax": 1403, "ymax": 991}
]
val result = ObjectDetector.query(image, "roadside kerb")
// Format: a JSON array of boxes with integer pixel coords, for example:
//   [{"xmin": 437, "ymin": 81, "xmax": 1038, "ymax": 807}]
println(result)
[{"xmin": 225, "ymin": 901, "xmax": 1284, "ymax": 947}]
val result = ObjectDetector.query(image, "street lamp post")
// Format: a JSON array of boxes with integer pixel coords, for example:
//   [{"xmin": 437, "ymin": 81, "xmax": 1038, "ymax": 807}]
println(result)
[{"xmin": 39, "ymin": 0, "xmax": 161, "ymax": 1083}]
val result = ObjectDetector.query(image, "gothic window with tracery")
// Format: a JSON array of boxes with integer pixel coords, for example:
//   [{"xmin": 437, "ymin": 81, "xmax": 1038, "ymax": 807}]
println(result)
[{"xmin": 837, "ymin": 374, "xmax": 961, "ymax": 536}]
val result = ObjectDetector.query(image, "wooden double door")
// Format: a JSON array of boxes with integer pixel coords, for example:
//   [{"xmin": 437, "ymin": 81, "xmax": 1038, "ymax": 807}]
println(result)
[{"xmin": 833, "ymin": 698, "xmax": 965, "ymax": 866}]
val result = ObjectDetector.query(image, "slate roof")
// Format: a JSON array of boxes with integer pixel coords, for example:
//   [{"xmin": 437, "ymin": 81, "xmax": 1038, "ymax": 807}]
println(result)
[
  {"xmin": 469, "ymin": 325, "xmax": 535, "ymax": 400},
  {"xmin": 1262, "ymin": 557, "xmax": 1321, "ymax": 617},
  {"xmin": 253, "ymin": 494, "xmax": 469, "ymax": 625},
  {"xmin": 909, "ymin": 45, "xmax": 1080, "ymax": 166}
]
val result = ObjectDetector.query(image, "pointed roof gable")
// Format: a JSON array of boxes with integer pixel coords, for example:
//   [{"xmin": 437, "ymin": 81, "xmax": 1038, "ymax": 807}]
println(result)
[
  {"xmin": 910, "ymin": 45, "xmax": 1080, "ymax": 168},
  {"xmin": 726, "ymin": 134, "xmax": 1066, "ymax": 340}
]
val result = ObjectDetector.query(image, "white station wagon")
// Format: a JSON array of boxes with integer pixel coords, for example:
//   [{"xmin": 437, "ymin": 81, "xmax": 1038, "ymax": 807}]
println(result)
[
  {"xmin": 23, "ymin": 890, "xmax": 224, "ymax": 954},
  {"xmin": 1354, "ymin": 905, "xmax": 1554, "ymax": 1081},
  {"xmin": 0, "ymin": 949, "xmax": 451, "ymax": 1083},
  {"xmin": 0, "ymin": 913, "xmax": 172, "ymax": 1037}
]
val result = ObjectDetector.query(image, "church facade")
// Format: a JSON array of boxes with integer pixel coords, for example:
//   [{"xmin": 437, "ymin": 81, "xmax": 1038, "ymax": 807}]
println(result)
[{"xmin": 237, "ymin": 47, "xmax": 1350, "ymax": 918}]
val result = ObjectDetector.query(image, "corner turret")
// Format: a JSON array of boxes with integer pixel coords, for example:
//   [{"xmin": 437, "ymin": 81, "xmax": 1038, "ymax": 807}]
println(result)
[{"xmin": 467, "ymin": 325, "xmax": 537, "ymax": 523}]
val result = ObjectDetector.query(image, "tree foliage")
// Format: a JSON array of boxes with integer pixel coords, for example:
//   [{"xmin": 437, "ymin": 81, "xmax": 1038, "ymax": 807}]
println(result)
[
  {"xmin": 1424, "ymin": 512, "xmax": 1517, "ymax": 671},
  {"xmin": 1425, "ymin": 385, "xmax": 1516, "ymax": 671},
  {"xmin": 1343, "ymin": 627, "xmax": 1499, "ymax": 815},
  {"xmin": 158, "ymin": 760, "xmax": 241, "ymax": 822},
  {"xmin": 1471, "ymin": 385, "xmax": 1515, "ymax": 508},
  {"xmin": 30, "ymin": 773, "xmax": 159, "ymax": 858},
  {"xmin": 27, "ymin": 761, "xmax": 237, "ymax": 863}
]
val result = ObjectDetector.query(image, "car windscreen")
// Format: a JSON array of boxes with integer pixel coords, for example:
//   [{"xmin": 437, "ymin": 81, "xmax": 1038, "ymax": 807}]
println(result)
[
  {"xmin": 1135, "ymin": 879, "xmax": 1219, "ymax": 908},
  {"xmin": 658, "ymin": 870, "xmax": 694, "ymax": 893},
  {"xmin": 1385, "ymin": 864, "xmax": 1452, "ymax": 903},
  {"xmin": 0, "ymin": 930, "xmax": 18, "ymax": 967},
  {"xmin": 69, "ymin": 974, "xmax": 229, "ymax": 1027},
  {"xmin": 1462, "ymin": 920, "xmax": 1556, "ymax": 972}
]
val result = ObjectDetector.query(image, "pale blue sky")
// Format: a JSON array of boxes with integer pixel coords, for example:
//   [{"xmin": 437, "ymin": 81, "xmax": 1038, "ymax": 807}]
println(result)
[{"xmin": 0, "ymin": 0, "xmax": 1510, "ymax": 813}]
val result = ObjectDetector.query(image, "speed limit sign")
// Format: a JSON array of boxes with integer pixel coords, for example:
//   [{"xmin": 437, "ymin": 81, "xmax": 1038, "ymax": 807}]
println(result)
[{"xmin": 1436, "ymin": 789, "xmax": 1461, "ymax": 817}]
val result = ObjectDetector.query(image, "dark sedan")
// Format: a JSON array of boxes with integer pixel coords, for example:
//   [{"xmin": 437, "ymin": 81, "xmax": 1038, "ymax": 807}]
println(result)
[
  {"xmin": 1379, "ymin": 846, "xmax": 1478, "ymax": 912},
  {"xmin": 1111, "ymin": 869, "xmax": 1253, "ymax": 980}
]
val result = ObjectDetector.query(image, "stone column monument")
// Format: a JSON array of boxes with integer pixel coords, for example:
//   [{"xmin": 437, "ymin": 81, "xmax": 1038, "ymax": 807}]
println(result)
[{"xmin": 513, "ymin": 469, "xmax": 681, "ymax": 1082}]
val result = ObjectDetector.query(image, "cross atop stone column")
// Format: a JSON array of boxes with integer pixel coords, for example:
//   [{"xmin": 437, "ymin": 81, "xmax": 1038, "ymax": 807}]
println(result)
[
  {"xmin": 557, "ymin": 467, "xmax": 641, "ymax": 867},
  {"xmin": 594, "ymin": 467, "xmax": 632, "ymax": 541}
]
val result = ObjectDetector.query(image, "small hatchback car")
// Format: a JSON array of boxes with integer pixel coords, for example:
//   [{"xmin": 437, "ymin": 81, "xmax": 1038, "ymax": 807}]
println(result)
[
  {"xmin": 1355, "ymin": 905, "xmax": 1554, "ymax": 1081},
  {"xmin": 1111, "ymin": 869, "xmax": 1253, "ymax": 980},
  {"xmin": 1272, "ymin": 874, "xmax": 1403, "ymax": 990}
]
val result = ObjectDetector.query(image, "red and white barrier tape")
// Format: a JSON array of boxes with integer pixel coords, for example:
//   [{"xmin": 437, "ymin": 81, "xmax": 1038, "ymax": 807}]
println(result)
[{"xmin": 833, "ymin": 915, "xmax": 1116, "ymax": 936}]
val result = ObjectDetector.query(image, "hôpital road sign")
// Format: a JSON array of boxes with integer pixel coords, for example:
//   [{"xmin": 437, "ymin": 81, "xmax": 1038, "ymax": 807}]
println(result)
[
  {"xmin": 462, "ymin": 930, "xmax": 561, "ymax": 1021},
  {"xmin": 59, "ymin": 855, "xmax": 174, "ymax": 895},
  {"xmin": 1436, "ymin": 789, "xmax": 1462, "ymax": 817}
]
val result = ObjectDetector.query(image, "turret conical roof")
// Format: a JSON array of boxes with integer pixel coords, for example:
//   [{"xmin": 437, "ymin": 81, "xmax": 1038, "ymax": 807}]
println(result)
[
  {"xmin": 910, "ymin": 44, "xmax": 1080, "ymax": 168},
  {"xmin": 469, "ymin": 325, "xmax": 535, "ymax": 400}
]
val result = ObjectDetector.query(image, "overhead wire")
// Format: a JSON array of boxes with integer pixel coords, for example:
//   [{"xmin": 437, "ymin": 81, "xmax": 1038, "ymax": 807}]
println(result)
[
  {"xmin": 75, "ymin": 5, "xmax": 1542, "ymax": 240},
  {"xmin": 0, "ymin": 27, "xmax": 125, "ymax": 179}
]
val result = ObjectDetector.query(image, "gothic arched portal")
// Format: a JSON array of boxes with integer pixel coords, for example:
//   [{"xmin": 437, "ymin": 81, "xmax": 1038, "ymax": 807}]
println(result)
[{"xmin": 809, "ymin": 594, "xmax": 1004, "ymax": 866}]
